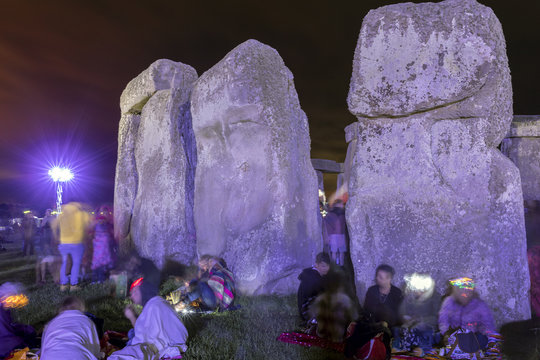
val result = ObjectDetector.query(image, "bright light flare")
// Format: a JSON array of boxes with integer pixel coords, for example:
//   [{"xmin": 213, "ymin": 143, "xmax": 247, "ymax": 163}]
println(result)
[
  {"xmin": 48, "ymin": 167, "xmax": 74, "ymax": 182},
  {"xmin": 405, "ymin": 273, "xmax": 435, "ymax": 292}
]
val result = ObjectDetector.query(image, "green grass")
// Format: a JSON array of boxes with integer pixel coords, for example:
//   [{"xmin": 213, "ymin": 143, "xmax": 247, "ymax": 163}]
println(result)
[{"xmin": 1, "ymin": 235, "xmax": 343, "ymax": 359}]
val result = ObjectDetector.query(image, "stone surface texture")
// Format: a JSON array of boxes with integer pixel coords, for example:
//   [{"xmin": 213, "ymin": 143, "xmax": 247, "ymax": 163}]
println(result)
[
  {"xmin": 502, "ymin": 116, "xmax": 540, "ymax": 201},
  {"xmin": 191, "ymin": 39, "xmax": 320, "ymax": 295},
  {"xmin": 114, "ymin": 59, "xmax": 198, "ymax": 267},
  {"xmin": 345, "ymin": 0, "xmax": 529, "ymax": 325}
]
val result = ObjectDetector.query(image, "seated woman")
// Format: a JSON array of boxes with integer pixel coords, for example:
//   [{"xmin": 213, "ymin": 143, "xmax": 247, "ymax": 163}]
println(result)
[
  {"xmin": 109, "ymin": 277, "xmax": 188, "ymax": 360},
  {"xmin": 395, "ymin": 273, "xmax": 441, "ymax": 356},
  {"xmin": 0, "ymin": 283, "xmax": 37, "ymax": 359},
  {"xmin": 297, "ymin": 252, "xmax": 331, "ymax": 322},
  {"xmin": 40, "ymin": 297, "xmax": 101, "ymax": 360},
  {"xmin": 364, "ymin": 264, "xmax": 403, "ymax": 328},
  {"xmin": 184, "ymin": 254, "xmax": 235, "ymax": 311},
  {"xmin": 438, "ymin": 277, "xmax": 495, "ymax": 336}
]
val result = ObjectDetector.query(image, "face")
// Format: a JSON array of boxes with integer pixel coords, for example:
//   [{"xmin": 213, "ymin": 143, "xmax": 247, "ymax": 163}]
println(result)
[
  {"xmin": 130, "ymin": 286, "xmax": 143, "ymax": 305},
  {"xmin": 376, "ymin": 270, "xmax": 393, "ymax": 288},
  {"xmin": 315, "ymin": 261, "xmax": 330, "ymax": 276},
  {"xmin": 198, "ymin": 259, "xmax": 209, "ymax": 271},
  {"xmin": 453, "ymin": 287, "xmax": 474, "ymax": 306}
]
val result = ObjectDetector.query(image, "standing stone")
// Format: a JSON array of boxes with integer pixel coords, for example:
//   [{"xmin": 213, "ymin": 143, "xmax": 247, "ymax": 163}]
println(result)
[
  {"xmin": 346, "ymin": 0, "xmax": 529, "ymax": 325},
  {"xmin": 114, "ymin": 59, "xmax": 198, "ymax": 267},
  {"xmin": 191, "ymin": 39, "xmax": 320, "ymax": 295},
  {"xmin": 502, "ymin": 116, "xmax": 540, "ymax": 202}
]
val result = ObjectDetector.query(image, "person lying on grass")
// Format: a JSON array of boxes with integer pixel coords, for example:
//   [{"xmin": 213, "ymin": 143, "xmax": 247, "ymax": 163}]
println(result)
[
  {"xmin": 181, "ymin": 254, "xmax": 236, "ymax": 311},
  {"xmin": 0, "ymin": 282, "xmax": 37, "ymax": 359},
  {"xmin": 40, "ymin": 296, "xmax": 101, "ymax": 360},
  {"xmin": 108, "ymin": 277, "xmax": 188, "ymax": 360}
]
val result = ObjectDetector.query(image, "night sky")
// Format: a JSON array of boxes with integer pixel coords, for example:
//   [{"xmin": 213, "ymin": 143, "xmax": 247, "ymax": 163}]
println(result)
[{"xmin": 1, "ymin": 0, "xmax": 539, "ymax": 211}]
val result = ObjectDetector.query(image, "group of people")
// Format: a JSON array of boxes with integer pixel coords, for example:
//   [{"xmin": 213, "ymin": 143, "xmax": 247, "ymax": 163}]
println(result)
[
  {"xmin": 0, "ymin": 252, "xmax": 237, "ymax": 360},
  {"xmin": 21, "ymin": 202, "xmax": 117, "ymax": 290},
  {"xmin": 297, "ymin": 253, "xmax": 497, "ymax": 359}
]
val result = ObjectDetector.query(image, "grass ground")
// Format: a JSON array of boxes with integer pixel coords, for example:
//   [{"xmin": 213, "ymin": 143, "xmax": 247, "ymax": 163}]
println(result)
[{"xmin": 0, "ymin": 234, "xmax": 344, "ymax": 360}]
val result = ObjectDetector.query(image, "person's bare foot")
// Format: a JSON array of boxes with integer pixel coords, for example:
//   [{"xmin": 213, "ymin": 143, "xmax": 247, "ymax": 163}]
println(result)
[
  {"xmin": 60, "ymin": 284, "xmax": 69, "ymax": 292},
  {"xmin": 69, "ymin": 285, "xmax": 81, "ymax": 292},
  {"xmin": 412, "ymin": 347, "xmax": 424, "ymax": 357}
]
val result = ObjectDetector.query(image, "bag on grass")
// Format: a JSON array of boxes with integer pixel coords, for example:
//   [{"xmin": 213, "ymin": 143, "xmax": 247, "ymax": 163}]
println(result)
[{"xmin": 443, "ymin": 328, "xmax": 488, "ymax": 359}]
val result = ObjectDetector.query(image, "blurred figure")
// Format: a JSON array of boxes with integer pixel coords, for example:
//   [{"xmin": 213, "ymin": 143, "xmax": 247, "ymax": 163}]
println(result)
[
  {"xmin": 344, "ymin": 309, "xmax": 391, "ymax": 360},
  {"xmin": 297, "ymin": 252, "xmax": 331, "ymax": 322},
  {"xmin": 182, "ymin": 255, "xmax": 236, "ymax": 311},
  {"xmin": 0, "ymin": 282, "xmax": 37, "ymax": 358},
  {"xmin": 109, "ymin": 277, "xmax": 188, "ymax": 359},
  {"xmin": 324, "ymin": 200, "xmax": 348, "ymax": 266},
  {"xmin": 51, "ymin": 202, "xmax": 91, "ymax": 291},
  {"xmin": 40, "ymin": 297, "xmax": 101, "ymax": 360},
  {"xmin": 438, "ymin": 277, "xmax": 495, "ymax": 335},
  {"xmin": 309, "ymin": 270, "xmax": 358, "ymax": 342},
  {"xmin": 124, "ymin": 252, "xmax": 161, "ymax": 287},
  {"xmin": 395, "ymin": 273, "xmax": 441, "ymax": 355},
  {"xmin": 21, "ymin": 211, "xmax": 36, "ymax": 256},
  {"xmin": 364, "ymin": 264, "xmax": 403, "ymax": 329},
  {"xmin": 90, "ymin": 205, "xmax": 116, "ymax": 283},
  {"xmin": 35, "ymin": 209, "xmax": 59, "ymax": 285}
]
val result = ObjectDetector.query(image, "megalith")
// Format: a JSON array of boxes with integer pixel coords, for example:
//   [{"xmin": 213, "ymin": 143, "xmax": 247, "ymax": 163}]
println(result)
[
  {"xmin": 114, "ymin": 59, "xmax": 198, "ymax": 267},
  {"xmin": 346, "ymin": 0, "xmax": 530, "ymax": 324},
  {"xmin": 191, "ymin": 39, "xmax": 320, "ymax": 295},
  {"xmin": 502, "ymin": 116, "xmax": 540, "ymax": 202}
]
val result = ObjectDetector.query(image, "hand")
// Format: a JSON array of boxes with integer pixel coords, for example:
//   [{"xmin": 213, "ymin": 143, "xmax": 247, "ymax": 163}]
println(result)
[{"xmin": 124, "ymin": 305, "xmax": 136, "ymax": 322}]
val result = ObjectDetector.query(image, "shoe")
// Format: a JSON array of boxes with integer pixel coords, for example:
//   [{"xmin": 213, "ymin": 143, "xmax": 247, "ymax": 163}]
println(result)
[
  {"xmin": 60, "ymin": 285, "xmax": 69, "ymax": 292},
  {"xmin": 69, "ymin": 285, "xmax": 81, "ymax": 292}
]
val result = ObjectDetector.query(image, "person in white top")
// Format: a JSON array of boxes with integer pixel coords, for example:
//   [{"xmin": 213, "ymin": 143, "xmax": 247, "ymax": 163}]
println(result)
[
  {"xmin": 108, "ymin": 277, "xmax": 188, "ymax": 360},
  {"xmin": 40, "ymin": 297, "xmax": 101, "ymax": 360}
]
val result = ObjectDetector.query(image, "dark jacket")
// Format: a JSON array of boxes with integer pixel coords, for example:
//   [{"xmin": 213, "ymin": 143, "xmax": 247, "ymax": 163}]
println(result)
[
  {"xmin": 364, "ymin": 285, "xmax": 403, "ymax": 327},
  {"xmin": 0, "ymin": 307, "xmax": 36, "ymax": 358},
  {"xmin": 297, "ymin": 267, "xmax": 325, "ymax": 320}
]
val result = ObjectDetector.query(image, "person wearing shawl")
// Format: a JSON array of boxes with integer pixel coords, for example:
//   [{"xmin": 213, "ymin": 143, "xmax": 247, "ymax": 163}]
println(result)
[
  {"xmin": 109, "ymin": 277, "xmax": 188, "ymax": 360},
  {"xmin": 0, "ymin": 282, "xmax": 37, "ymax": 358}
]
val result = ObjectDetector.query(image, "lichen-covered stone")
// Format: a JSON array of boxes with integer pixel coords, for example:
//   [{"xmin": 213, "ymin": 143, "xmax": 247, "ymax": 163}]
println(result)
[
  {"xmin": 502, "ymin": 116, "xmax": 540, "ymax": 201},
  {"xmin": 114, "ymin": 113, "xmax": 140, "ymax": 249},
  {"xmin": 114, "ymin": 60, "xmax": 198, "ymax": 267},
  {"xmin": 191, "ymin": 39, "xmax": 320, "ymax": 295},
  {"xmin": 346, "ymin": 0, "xmax": 529, "ymax": 325}
]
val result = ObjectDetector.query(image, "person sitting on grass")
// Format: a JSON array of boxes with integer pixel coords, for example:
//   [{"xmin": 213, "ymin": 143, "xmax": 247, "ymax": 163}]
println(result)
[
  {"xmin": 109, "ymin": 277, "xmax": 188, "ymax": 360},
  {"xmin": 0, "ymin": 282, "xmax": 37, "ymax": 359},
  {"xmin": 395, "ymin": 273, "xmax": 441, "ymax": 356},
  {"xmin": 344, "ymin": 309, "xmax": 392, "ymax": 360},
  {"xmin": 309, "ymin": 270, "xmax": 358, "ymax": 343},
  {"xmin": 183, "ymin": 254, "xmax": 235, "ymax": 311},
  {"xmin": 438, "ymin": 276, "xmax": 495, "ymax": 349},
  {"xmin": 364, "ymin": 264, "xmax": 403, "ymax": 329},
  {"xmin": 40, "ymin": 296, "xmax": 101, "ymax": 360},
  {"xmin": 297, "ymin": 252, "xmax": 331, "ymax": 322}
]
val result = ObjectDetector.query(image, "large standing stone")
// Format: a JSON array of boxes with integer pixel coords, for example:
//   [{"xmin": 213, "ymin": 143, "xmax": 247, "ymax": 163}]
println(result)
[
  {"xmin": 345, "ymin": 0, "xmax": 529, "ymax": 325},
  {"xmin": 502, "ymin": 116, "xmax": 540, "ymax": 202},
  {"xmin": 114, "ymin": 59, "xmax": 198, "ymax": 267},
  {"xmin": 191, "ymin": 39, "xmax": 320, "ymax": 295}
]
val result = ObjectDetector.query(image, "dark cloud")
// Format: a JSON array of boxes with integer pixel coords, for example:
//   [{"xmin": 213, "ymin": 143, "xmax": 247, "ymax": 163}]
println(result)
[{"xmin": 0, "ymin": 0, "xmax": 538, "ymax": 208}]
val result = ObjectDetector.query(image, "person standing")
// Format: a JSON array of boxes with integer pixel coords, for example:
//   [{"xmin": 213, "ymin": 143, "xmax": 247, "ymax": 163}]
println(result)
[
  {"xmin": 324, "ymin": 200, "xmax": 348, "ymax": 266},
  {"xmin": 51, "ymin": 202, "xmax": 90, "ymax": 292},
  {"xmin": 90, "ymin": 205, "xmax": 115, "ymax": 283},
  {"xmin": 21, "ymin": 211, "xmax": 36, "ymax": 256}
]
